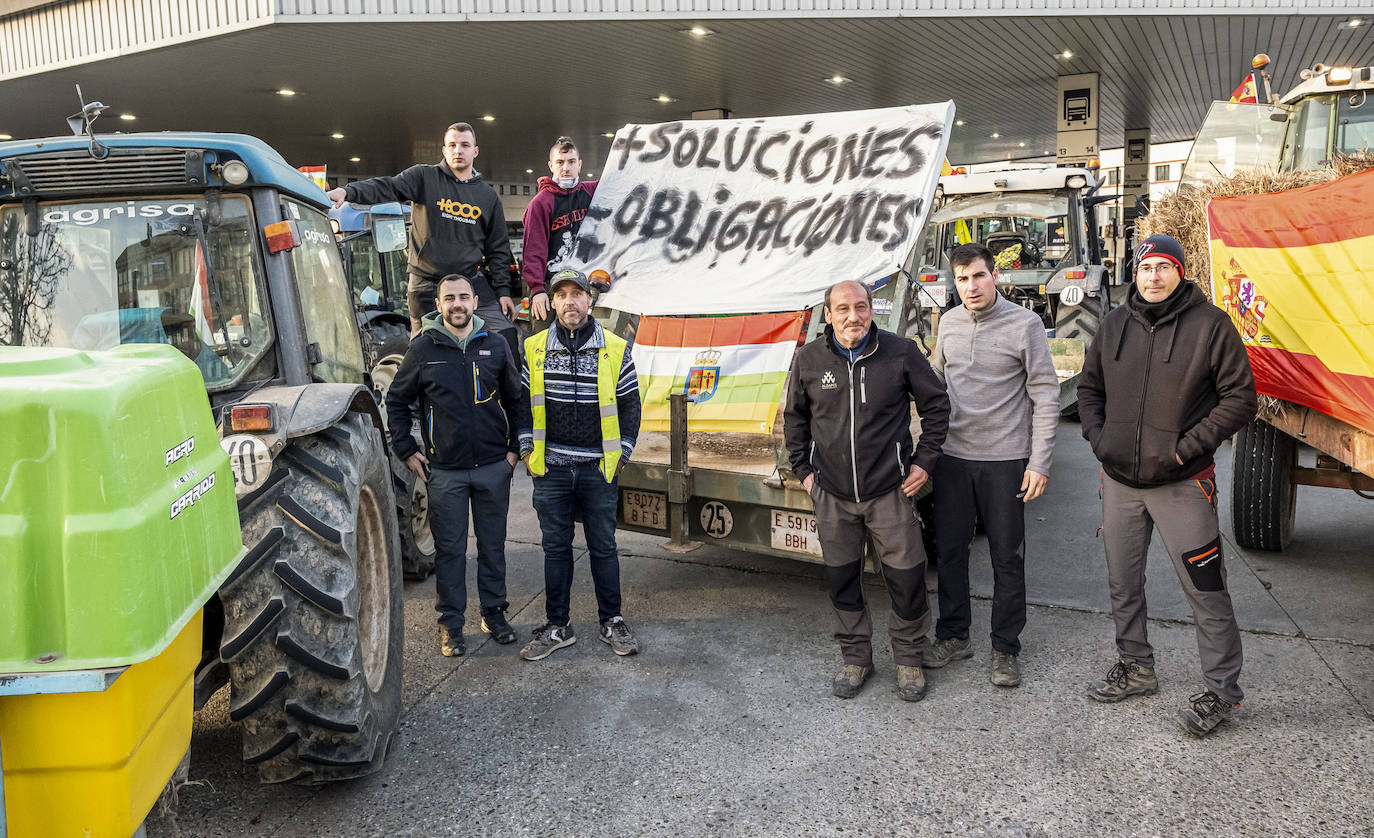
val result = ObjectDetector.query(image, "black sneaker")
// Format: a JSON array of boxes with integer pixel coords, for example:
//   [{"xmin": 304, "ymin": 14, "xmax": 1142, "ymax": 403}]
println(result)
[
  {"xmin": 439, "ymin": 627, "xmax": 465, "ymax": 658},
  {"xmin": 1176, "ymin": 691, "xmax": 1236, "ymax": 737},
  {"xmin": 481, "ymin": 612, "xmax": 517, "ymax": 645},
  {"xmin": 1088, "ymin": 657, "xmax": 1158, "ymax": 703},
  {"xmin": 924, "ymin": 636, "xmax": 973, "ymax": 669}
]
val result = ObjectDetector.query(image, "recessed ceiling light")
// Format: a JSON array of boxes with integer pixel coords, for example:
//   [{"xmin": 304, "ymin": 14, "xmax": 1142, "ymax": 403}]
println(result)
[
  {"xmin": 119, "ymin": 113, "xmax": 136, "ymax": 121},
  {"xmin": 526, "ymin": 168, "xmax": 534, "ymax": 174},
  {"xmin": 686, "ymin": 25, "xmax": 714, "ymax": 36},
  {"xmin": 349, "ymin": 156, "xmax": 361, "ymax": 162},
  {"xmin": 828, "ymin": 75, "xmax": 847, "ymax": 84},
  {"xmin": 654, "ymin": 95, "xmax": 676, "ymax": 103},
  {"xmin": 1019, "ymin": 142, "xmax": 1027, "ymax": 147},
  {"xmin": 0, "ymin": 134, "xmax": 12, "ymax": 140},
  {"xmin": 602, "ymin": 132, "xmax": 615, "ymax": 138},
  {"xmin": 585, "ymin": 171, "xmax": 595, "ymax": 177},
  {"xmin": 331, "ymin": 132, "xmax": 345, "ymax": 140},
  {"xmin": 955, "ymin": 119, "xmax": 965, "ymax": 127},
  {"xmin": 1059, "ymin": 49, "xmax": 1074, "ymax": 59},
  {"xmin": 1338, "ymin": 18, "xmax": 1362, "ymax": 29},
  {"xmin": 482, "ymin": 114, "xmax": 495, "ymax": 122},
  {"xmin": 277, "ymin": 88, "xmax": 296, "ymax": 96},
  {"xmin": 991, "ymin": 132, "xmax": 1000, "ymax": 139}
]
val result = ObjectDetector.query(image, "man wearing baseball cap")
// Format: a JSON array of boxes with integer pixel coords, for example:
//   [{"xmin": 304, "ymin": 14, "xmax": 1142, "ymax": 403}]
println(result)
[
  {"xmin": 1077, "ymin": 234, "xmax": 1257, "ymax": 736},
  {"xmin": 516, "ymin": 267, "xmax": 642, "ymax": 661}
]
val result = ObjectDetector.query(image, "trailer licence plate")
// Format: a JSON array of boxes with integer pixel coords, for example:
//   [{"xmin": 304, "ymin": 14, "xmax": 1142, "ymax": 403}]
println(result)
[
  {"xmin": 770, "ymin": 509, "xmax": 823, "ymax": 558},
  {"xmin": 621, "ymin": 489, "xmax": 667, "ymax": 530},
  {"xmin": 916, "ymin": 284, "xmax": 947, "ymax": 309}
]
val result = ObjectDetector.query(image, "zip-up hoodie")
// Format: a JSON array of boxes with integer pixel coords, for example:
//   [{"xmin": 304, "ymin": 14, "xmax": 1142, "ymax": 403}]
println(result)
[
  {"xmin": 384, "ymin": 311, "xmax": 520, "ymax": 469},
  {"xmin": 520, "ymin": 177, "xmax": 598, "ymax": 296},
  {"xmin": 784, "ymin": 324, "xmax": 950, "ymax": 502},
  {"xmin": 932, "ymin": 294, "xmax": 1059, "ymax": 475},
  {"xmin": 1078, "ymin": 281, "xmax": 1257, "ymax": 488},
  {"xmin": 344, "ymin": 162, "xmax": 515, "ymax": 300}
]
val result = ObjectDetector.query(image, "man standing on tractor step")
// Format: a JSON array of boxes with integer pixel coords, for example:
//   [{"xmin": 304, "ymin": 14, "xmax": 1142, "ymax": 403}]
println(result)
[
  {"xmin": 926, "ymin": 243, "xmax": 1059, "ymax": 689},
  {"xmin": 521, "ymin": 136, "xmax": 598, "ymax": 331},
  {"xmin": 385, "ymin": 274, "xmax": 522, "ymax": 657},
  {"xmin": 1078, "ymin": 234, "xmax": 1256, "ymax": 737},
  {"xmin": 784, "ymin": 279, "xmax": 950, "ymax": 701},
  {"xmin": 327, "ymin": 122, "xmax": 519, "ymax": 355},
  {"xmin": 517, "ymin": 267, "xmax": 642, "ymax": 661}
]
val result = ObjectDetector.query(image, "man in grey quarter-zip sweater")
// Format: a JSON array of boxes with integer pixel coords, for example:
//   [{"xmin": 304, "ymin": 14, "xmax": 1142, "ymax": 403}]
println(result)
[
  {"xmin": 926, "ymin": 243, "xmax": 1059, "ymax": 689},
  {"xmin": 784, "ymin": 280, "xmax": 950, "ymax": 701}
]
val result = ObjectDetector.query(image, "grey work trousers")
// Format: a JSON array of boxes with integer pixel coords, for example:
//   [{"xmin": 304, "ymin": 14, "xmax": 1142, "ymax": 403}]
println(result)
[
  {"xmin": 812, "ymin": 484, "xmax": 931, "ymax": 667},
  {"xmin": 1101, "ymin": 471, "xmax": 1244, "ymax": 703}
]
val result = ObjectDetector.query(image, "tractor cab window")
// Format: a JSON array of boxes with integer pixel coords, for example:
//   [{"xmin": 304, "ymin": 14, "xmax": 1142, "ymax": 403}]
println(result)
[
  {"xmin": 348, "ymin": 232, "xmax": 384, "ymax": 306},
  {"xmin": 923, "ymin": 193, "xmax": 1075, "ymax": 272},
  {"xmin": 283, "ymin": 199, "xmax": 365, "ymax": 384},
  {"xmin": 0, "ymin": 195, "xmax": 273, "ymax": 390},
  {"xmin": 1337, "ymin": 93, "xmax": 1374, "ymax": 155},
  {"xmin": 1285, "ymin": 96, "xmax": 1335, "ymax": 170}
]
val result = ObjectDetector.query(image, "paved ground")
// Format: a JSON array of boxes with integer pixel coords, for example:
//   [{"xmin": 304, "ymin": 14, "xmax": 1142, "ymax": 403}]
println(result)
[{"xmin": 147, "ymin": 419, "xmax": 1374, "ymax": 837}]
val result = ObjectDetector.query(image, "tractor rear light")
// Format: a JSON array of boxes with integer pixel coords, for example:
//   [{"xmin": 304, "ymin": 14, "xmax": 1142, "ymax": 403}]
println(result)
[
  {"xmin": 1066, "ymin": 269, "xmax": 1086, "ymax": 279},
  {"xmin": 264, "ymin": 220, "xmax": 300, "ymax": 253},
  {"xmin": 919, "ymin": 273, "xmax": 939, "ymax": 282},
  {"xmin": 229, "ymin": 404, "xmax": 274, "ymax": 432}
]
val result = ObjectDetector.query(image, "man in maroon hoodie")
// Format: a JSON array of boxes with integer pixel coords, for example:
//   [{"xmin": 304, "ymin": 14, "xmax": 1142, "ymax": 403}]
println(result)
[{"xmin": 520, "ymin": 137, "xmax": 598, "ymax": 327}]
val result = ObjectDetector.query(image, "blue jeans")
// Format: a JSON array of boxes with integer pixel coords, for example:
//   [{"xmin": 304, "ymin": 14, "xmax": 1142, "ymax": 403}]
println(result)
[
  {"xmin": 428, "ymin": 459, "xmax": 513, "ymax": 630},
  {"xmin": 531, "ymin": 461, "xmax": 622, "ymax": 625}
]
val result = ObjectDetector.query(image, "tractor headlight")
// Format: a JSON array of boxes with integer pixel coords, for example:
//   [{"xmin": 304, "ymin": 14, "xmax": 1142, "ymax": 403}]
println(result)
[{"xmin": 221, "ymin": 160, "xmax": 250, "ymax": 185}]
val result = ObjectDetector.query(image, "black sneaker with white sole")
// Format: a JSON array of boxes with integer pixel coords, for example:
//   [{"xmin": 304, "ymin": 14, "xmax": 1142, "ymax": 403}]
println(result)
[{"xmin": 481, "ymin": 612, "xmax": 517, "ymax": 644}]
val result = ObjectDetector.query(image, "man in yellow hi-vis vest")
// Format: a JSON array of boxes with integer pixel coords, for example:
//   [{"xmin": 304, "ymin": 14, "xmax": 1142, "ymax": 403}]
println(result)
[{"xmin": 517, "ymin": 267, "xmax": 642, "ymax": 660}]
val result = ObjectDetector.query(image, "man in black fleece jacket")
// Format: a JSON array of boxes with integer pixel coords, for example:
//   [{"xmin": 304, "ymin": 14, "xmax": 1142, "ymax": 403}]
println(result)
[
  {"xmin": 328, "ymin": 122, "xmax": 517, "ymax": 353},
  {"xmin": 1078, "ymin": 234, "xmax": 1257, "ymax": 737}
]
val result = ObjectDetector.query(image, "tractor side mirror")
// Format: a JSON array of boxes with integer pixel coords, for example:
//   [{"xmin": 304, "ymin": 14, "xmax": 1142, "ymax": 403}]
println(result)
[{"xmin": 374, "ymin": 218, "xmax": 407, "ymax": 253}]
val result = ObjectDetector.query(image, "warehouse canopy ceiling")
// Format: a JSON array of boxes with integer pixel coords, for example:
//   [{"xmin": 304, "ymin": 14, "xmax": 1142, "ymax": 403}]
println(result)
[{"xmin": 2, "ymin": 2, "xmax": 1372, "ymax": 182}]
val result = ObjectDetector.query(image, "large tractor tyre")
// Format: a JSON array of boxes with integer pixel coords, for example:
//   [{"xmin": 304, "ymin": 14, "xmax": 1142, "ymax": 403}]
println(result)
[
  {"xmin": 1231, "ymin": 418, "xmax": 1298, "ymax": 552},
  {"xmin": 220, "ymin": 412, "xmax": 404, "ymax": 784},
  {"xmin": 370, "ymin": 353, "xmax": 436, "ymax": 579},
  {"xmin": 367, "ymin": 319, "xmax": 411, "ymax": 360},
  {"xmin": 1053, "ymin": 290, "xmax": 1106, "ymax": 343}
]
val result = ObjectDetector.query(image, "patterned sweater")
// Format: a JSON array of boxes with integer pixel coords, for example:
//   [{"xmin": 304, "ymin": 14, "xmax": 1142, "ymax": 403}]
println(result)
[{"xmin": 518, "ymin": 320, "xmax": 641, "ymax": 466}]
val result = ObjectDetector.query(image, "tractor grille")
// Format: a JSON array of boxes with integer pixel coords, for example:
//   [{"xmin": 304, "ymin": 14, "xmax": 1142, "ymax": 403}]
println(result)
[{"xmin": 7, "ymin": 148, "xmax": 204, "ymax": 195}]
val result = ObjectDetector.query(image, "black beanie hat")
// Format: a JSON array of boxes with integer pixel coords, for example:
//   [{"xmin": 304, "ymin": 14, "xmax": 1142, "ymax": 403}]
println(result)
[{"xmin": 1135, "ymin": 234, "xmax": 1186, "ymax": 279}]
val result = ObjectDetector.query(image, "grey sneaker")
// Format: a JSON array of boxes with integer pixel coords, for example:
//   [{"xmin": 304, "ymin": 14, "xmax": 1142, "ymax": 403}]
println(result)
[
  {"xmin": 1176, "ymin": 691, "xmax": 1236, "ymax": 737},
  {"xmin": 924, "ymin": 636, "xmax": 973, "ymax": 669},
  {"xmin": 519, "ymin": 623, "xmax": 576, "ymax": 661},
  {"xmin": 1088, "ymin": 657, "xmax": 1159, "ymax": 703},
  {"xmin": 832, "ymin": 664, "xmax": 873, "ymax": 699},
  {"xmin": 990, "ymin": 651, "xmax": 1022, "ymax": 687},
  {"xmin": 439, "ymin": 627, "xmax": 465, "ymax": 658},
  {"xmin": 896, "ymin": 665, "xmax": 928, "ymax": 702},
  {"xmin": 599, "ymin": 616, "xmax": 639, "ymax": 656}
]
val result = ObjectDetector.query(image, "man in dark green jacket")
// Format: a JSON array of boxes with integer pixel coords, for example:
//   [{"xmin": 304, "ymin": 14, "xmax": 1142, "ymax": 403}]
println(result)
[{"xmin": 1078, "ymin": 234, "xmax": 1257, "ymax": 737}]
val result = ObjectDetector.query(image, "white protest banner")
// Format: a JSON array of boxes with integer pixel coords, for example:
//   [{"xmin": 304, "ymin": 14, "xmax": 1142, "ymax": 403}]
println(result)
[{"xmin": 570, "ymin": 103, "xmax": 954, "ymax": 315}]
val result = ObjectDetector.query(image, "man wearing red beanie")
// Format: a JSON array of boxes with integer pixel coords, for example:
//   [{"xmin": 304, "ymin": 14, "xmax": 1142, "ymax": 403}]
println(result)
[{"xmin": 1077, "ymin": 234, "xmax": 1257, "ymax": 737}]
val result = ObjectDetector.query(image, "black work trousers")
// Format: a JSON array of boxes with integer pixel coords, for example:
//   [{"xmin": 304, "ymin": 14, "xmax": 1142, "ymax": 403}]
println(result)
[{"xmin": 932, "ymin": 455, "xmax": 1028, "ymax": 655}]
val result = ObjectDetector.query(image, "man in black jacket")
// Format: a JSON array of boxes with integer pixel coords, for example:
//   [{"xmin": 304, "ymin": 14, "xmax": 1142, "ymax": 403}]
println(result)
[
  {"xmin": 328, "ymin": 122, "xmax": 517, "ymax": 353},
  {"xmin": 1078, "ymin": 234, "xmax": 1257, "ymax": 737},
  {"xmin": 385, "ymin": 274, "xmax": 522, "ymax": 657},
  {"xmin": 784, "ymin": 280, "xmax": 950, "ymax": 701}
]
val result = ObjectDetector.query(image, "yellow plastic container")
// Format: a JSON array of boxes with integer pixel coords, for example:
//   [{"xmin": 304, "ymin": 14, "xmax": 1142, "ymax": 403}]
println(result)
[{"xmin": 0, "ymin": 612, "xmax": 201, "ymax": 838}]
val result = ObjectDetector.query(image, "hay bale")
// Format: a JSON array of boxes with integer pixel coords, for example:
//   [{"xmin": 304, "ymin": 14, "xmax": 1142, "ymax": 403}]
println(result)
[{"xmin": 1139, "ymin": 154, "xmax": 1374, "ymax": 416}]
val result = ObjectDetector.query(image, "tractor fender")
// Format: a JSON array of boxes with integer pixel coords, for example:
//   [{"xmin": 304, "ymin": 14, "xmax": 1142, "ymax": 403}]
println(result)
[
  {"xmin": 1044, "ymin": 264, "xmax": 1108, "ymax": 298},
  {"xmin": 221, "ymin": 383, "xmax": 385, "ymax": 458}
]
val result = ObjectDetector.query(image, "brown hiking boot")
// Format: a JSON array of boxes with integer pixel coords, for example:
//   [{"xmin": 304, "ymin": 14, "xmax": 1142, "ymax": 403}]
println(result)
[
  {"xmin": 1088, "ymin": 657, "xmax": 1158, "ymax": 703},
  {"xmin": 896, "ymin": 665, "xmax": 928, "ymax": 702},
  {"xmin": 1176, "ymin": 691, "xmax": 1236, "ymax": 737},
  {"xmin": 832, "ymin": 664, "xmax": 873, "ymax": 699},
  {"xmin": 990, "ymin": 651, "xmax": 1021, "ymax": 688}
]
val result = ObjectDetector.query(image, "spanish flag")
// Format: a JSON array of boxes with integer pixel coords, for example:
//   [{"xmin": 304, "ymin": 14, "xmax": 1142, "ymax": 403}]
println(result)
[
  {"xmin": 1207, "ymin": 168, "xmax": 1374, "ymax": 435},
  {"xmin": 1229, "ymin": 74, "xmax": 1258, "ymax": 104},
  {"xmin": 632, "ymin": 312, "xmax": 806, "ymax": 434}
]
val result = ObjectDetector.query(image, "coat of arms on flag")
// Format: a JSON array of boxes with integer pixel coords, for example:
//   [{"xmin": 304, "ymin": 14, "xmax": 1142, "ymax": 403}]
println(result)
[{"xmin": 685, "ymin": 349, "xmax": 722, "ymax": 403}]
